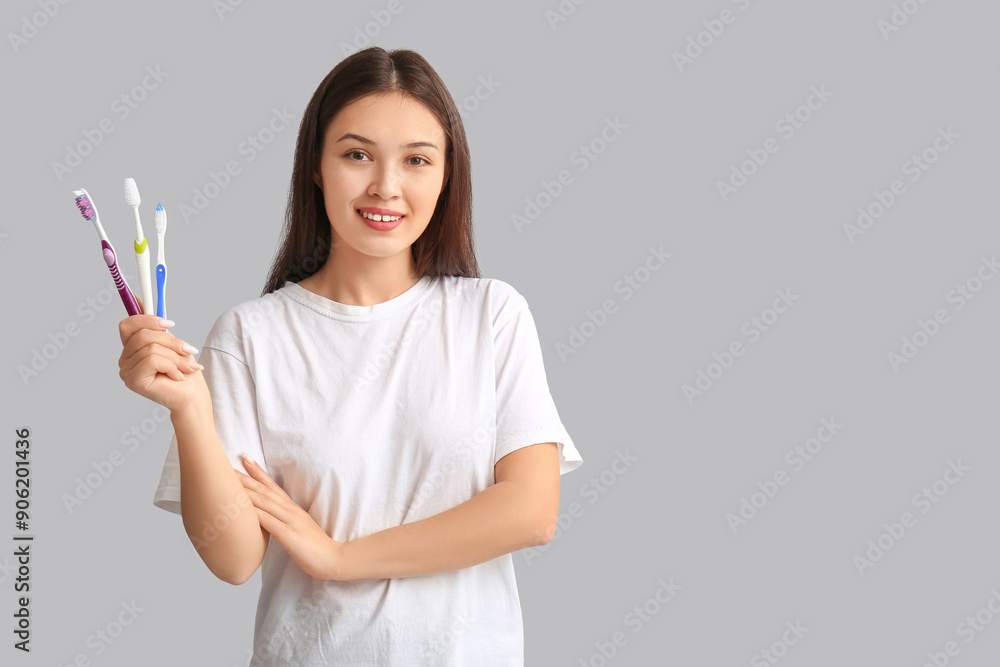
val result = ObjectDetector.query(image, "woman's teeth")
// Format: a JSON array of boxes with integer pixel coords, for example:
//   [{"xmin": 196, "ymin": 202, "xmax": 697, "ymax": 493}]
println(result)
[{"xmin": 359, "ymin": 210, "xmax": 402, "ymax": 222}]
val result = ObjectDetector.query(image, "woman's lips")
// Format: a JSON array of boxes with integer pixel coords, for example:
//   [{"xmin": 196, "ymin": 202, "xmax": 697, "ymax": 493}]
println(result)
[
  {"xmin": 357, "ymin": 209, "xmax": 404, "ymax": 231},
  {"xmin": 357, "ymin": 206, "xmax": 404, "ymax": 216}
]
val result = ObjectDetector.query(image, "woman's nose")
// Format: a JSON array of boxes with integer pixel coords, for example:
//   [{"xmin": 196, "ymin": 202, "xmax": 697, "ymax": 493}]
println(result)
[{"xmin": 368, "ymin": 164, "xmax": 402, "ymax": 199}]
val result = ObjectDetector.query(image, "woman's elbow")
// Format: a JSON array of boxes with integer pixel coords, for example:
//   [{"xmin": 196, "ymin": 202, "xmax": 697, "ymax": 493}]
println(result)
[
  {"xmin": 528, "ymin": 514, "xmax": 558, "ymax": 547},
  {"xmin": 214, "ymin": 562, "xmax": 258, "ymax": 586}
]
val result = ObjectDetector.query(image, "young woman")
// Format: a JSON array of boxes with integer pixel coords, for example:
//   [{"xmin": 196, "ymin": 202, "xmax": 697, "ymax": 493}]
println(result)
[{"xmin": 117, "ymin": 47, "xmax": 583, "ymax": 665}]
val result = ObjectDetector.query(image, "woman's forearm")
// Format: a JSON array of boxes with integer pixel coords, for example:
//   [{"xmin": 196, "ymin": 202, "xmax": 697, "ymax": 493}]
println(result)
[
  {"xmin": 337, "ymin": 480, "xmax": 551, "ymax": 581},
  {"xmin": 174, "ymin": 392, "xmax": 268, "ymax": 585}
]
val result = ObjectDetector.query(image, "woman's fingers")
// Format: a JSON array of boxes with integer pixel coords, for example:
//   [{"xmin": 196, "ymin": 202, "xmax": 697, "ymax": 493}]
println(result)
[
  {"xmin": 119, "ymin": 319, "xmax": 199, "ymax": 370},
  {"xmin": 146, "ymin": 353, "xmax": 186, "ymax": 384},
  {"xmin": 116, "ymin": 315, "xmax": 212, "ymax": 412},
  {"xmin": 118, "ymin": 313, "xmax": 171, "ymax": 347},
  {"xmin": 117, "ymin": 315, "xmax": 203, "ymax": 395},
  {"xmin": 119, "ymin": 337, "xmax": 194, "ymax": 370},
  {"xmin": 119, "ymin": 341, "xmax": 200, "ymax": 380},
  {"xmin": 119, "ymin": 346, "xmax": 185, "ymax": 386}
]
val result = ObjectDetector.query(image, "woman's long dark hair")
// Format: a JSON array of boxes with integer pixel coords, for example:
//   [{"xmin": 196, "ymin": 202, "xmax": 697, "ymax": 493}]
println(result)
[{"xmin": 262, "ymin": 47, "xmax": 480, "ymax": 295}]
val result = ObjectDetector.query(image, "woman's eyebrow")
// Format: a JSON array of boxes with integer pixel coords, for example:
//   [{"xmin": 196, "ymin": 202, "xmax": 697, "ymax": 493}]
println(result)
[{"xmin": 336, "ymin": 133, "xmax": 440, "ymax": 152}]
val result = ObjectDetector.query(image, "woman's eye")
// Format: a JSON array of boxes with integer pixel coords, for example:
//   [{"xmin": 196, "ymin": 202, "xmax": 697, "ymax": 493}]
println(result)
[{"xmin": 344, "ymin": 152, "xmax": 428, "ymax": 166}]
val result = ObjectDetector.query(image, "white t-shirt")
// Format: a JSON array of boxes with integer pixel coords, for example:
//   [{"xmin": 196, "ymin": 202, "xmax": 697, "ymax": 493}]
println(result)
[{"xmin": 152, "ymin": 274, "xmax": 583, "ymax": 666}]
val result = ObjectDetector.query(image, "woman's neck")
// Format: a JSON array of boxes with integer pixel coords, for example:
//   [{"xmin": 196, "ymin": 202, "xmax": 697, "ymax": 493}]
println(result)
[{"xmin": 297, "ymin": 251, "xmax": 421, "ymax": 307}]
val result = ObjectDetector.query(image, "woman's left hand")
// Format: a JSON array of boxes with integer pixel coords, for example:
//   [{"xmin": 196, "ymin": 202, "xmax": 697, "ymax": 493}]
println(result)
[{"xmin": 236, "ymin": 455, "xmax": 347, "ymax": 581}]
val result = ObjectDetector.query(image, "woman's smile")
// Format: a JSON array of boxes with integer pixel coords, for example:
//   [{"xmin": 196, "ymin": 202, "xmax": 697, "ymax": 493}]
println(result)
[{"xmin": 357, "ymin": 207, "xmax": 405, "ymax": 231}]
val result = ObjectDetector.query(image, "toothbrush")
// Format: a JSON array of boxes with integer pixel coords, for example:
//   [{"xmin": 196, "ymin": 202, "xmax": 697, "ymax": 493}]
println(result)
[
  {"xmin": 154, "ymin": 203, "xmax": 167, "ymax": 320},
  {"xmin": 124, "ymin": 178, "xmax": 154, "ymax": 314},
  {"xmin": 72, "ymin": 188, "xmax": 142, "ymax": 316}
]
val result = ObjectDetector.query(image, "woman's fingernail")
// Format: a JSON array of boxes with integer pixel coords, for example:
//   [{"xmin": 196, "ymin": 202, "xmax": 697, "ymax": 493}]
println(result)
[
  {"xmin": 240, "ymin": 452, "xmax": 257, "ymax": 466},
  {"xmin": 159, "ymin": 319, "xmax": 176, "ymax": 328},
  {"xmin": 193, "ymin": 362, "xmax": 205, "ymax": 371},
  {"xmin": 182, "ymin": 344, "xmax": 199, "ymax": 355}
]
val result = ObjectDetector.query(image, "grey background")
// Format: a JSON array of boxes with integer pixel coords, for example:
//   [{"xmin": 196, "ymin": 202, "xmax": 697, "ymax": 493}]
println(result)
[{"xmin": 3, "ymin": 0, "xmax": 998, "ymax": 665}]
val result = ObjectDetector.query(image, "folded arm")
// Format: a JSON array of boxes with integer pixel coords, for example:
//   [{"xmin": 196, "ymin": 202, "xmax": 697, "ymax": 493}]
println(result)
[{"xmin": 337, "ymin": 442, "xmax": 560, "ymax": 581}]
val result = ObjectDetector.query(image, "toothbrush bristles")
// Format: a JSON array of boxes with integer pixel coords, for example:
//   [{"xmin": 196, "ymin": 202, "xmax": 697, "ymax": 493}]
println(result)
[
  {"xmin": 155, "ymin": 203, "xmax": 167, "ymax": 232},
  {"xmin": 73, "ymin": 193, "xmax": 95, "ymax": 220},
  {"xmin": 124, "ymin": 178, "xmax": 141, "ymax": 207}
]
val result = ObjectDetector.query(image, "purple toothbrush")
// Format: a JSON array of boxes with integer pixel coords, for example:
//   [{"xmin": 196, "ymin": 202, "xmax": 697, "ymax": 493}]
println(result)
[{"xmin": 73, "ymin": 188, "xmax": 142, "ymax": 316}]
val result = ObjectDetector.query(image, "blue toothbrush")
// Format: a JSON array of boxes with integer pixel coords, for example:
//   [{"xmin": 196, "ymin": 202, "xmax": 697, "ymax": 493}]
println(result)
[{"xmin": 154, "ymin": 203, "xmax": 168, "ymax": 319}]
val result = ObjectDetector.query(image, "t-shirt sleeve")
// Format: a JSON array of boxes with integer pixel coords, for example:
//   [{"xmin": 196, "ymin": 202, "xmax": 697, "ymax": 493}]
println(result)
[
  {"xmin": 152, "ymin": 311, "xmax": 269, "ymax": 515},
  {"xmin": 493, "ymin": 287, "xmax": 583, "ymax": 475}
]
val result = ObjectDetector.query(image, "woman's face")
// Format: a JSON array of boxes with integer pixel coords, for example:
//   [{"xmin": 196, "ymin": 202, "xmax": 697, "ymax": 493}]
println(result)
[{"xmin": 314, "ymin": 91, "xmax": 449, "ymax": 265}]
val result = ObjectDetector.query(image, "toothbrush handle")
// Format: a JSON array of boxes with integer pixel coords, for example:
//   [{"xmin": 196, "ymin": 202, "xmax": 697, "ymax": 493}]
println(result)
[
  {"xmin": 135, "ymin": 241, "xmax": 154, "ymax": 315},
  {"xmin": 102, "ymin": 241, "xmax": 142, "ymax": 316},
  {"xmin": 156, "ymin": 264, "xmax": 167, "ymax": 319}
]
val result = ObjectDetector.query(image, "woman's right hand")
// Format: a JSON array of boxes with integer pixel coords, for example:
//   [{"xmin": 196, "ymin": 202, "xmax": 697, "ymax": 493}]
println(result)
[{"xmin": 118, "ymin": 314, "xmax": 208, "ymax": 413}]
